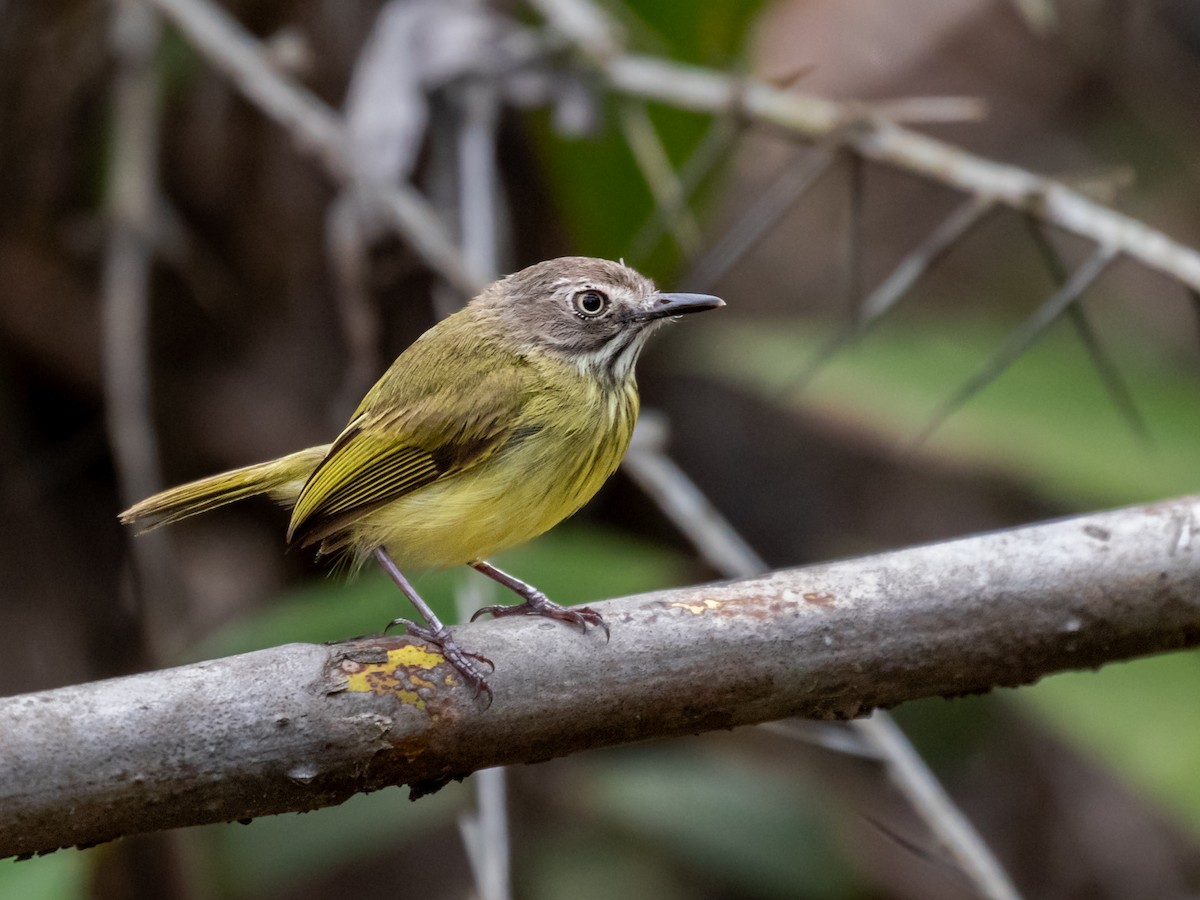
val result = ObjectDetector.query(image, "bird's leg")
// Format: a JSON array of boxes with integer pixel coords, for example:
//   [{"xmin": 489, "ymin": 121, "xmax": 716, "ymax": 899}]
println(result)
[
  {"xmin": 374, "ymin": 547, "xmax": 494, "ymax": 702},
  {"xmin": 468, "ymin": 559, "xmax": 610, "ymax": 639}
]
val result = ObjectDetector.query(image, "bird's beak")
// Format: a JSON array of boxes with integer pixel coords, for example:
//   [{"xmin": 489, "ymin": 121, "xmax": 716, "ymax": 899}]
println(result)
[{"xmin": 638, "ymin": 292, "xmax": 725, "ymax": 321}]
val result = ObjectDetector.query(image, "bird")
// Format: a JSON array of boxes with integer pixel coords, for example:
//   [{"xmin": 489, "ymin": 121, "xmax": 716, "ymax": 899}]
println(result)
[{"xmin": 121, "ymin": 256, "xmax": 724, "ymax": 699}]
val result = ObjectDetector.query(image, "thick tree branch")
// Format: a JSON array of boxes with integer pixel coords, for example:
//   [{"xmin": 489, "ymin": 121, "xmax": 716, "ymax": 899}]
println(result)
[{"xmin": 4, "ymin": 495, "xmax": 1200, "ymax": 859}]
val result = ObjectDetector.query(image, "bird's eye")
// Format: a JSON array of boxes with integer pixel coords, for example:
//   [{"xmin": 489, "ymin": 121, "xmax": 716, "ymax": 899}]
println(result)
[{"xmin": 572, "ymin": 289, "xmax": 610, "ymax": 318}]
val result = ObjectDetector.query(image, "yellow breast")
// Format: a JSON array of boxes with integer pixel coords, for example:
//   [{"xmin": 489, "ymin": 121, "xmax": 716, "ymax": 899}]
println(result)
[{"xmin": 350, "ymin": 369, "xmax": 639, "ymax": 570}]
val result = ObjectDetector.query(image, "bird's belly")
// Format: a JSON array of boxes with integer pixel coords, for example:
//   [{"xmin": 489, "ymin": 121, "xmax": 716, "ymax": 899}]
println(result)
[{"xmin": 352, "ymin": 420, "xmax": 630, "ymax": 570}]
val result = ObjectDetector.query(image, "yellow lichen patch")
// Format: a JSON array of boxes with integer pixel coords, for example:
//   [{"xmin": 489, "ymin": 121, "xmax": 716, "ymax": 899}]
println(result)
[
  {"xmin": 343, "ymin": 644, "xmax": 447, "ymax": 708},
  {"xmin": 671, "ymin": 597, "xmax": 727, "ymax": 615}
]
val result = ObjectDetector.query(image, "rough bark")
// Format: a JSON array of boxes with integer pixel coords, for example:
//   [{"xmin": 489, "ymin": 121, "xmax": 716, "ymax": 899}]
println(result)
[{"xmin": 3, "ymin": 495, "xmax": 1199, "ymax": 859}]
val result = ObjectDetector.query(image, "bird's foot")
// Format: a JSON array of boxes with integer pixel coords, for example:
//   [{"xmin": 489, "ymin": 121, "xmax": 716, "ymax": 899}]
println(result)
[
  {"xmin": 384, "ymin": 617, "xmax": 495, "ymax": 705},
  {"xmin": 470, "ymin": 593, "xmax": 610, "ymax": 640}
]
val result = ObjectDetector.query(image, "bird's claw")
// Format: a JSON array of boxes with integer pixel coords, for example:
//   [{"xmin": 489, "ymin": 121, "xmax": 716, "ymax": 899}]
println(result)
[{"xmin": 471, "ymin": 595, "xmax": 610, "ymax": 641}]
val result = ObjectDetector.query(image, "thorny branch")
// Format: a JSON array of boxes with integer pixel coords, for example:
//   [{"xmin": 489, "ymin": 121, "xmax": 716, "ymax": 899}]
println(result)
[
  {"xmin": 4, "ymin": 495, "xmax": 1200, "ymax": 861},
  {"xmin": 531, "ymin": 0, "xmax": 1200, "ymax": 294},
  {"xmin": 604, "ymin": 54, "xmax": 1200, "ymax": 291}
]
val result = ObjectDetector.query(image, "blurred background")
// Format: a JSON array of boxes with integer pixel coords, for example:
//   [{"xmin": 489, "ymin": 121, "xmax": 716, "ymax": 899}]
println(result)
[{"xmin": 4, "ymin": 0, "xmax": 1200, "ymax": 897}]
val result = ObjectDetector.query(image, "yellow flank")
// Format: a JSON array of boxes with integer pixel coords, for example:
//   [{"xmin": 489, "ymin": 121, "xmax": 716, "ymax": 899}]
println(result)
[
  {"xmin": 351, "ymin": 364, "xmax": 638, "ymax": 570},
  {"xmin": 272, "ymin": 298, "xmax": 643, "ymax": 570}
]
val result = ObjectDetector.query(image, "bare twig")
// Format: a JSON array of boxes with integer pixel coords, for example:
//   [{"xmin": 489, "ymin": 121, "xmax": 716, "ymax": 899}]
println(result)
[
  {"xmin": 793, "ymin": 196, "xmax": 995, "ymax": 389},
  {"xmin": 456, "ymin": 580, "xmax": 512, "ymax": 900},
  {"xmin": 844, "ymin": 153, "xmax": 866, "ymax": 313},
  {"xmin": 624, "ymin": 412, "xmax": 764, "ymax": 578},
  {"xmin": 5, "ymin": 494, "xmax": 1200, "ymax": 859},
  {"xmin": 1065, "ymin": 303, "xmax": 1150, "ymax": 441},
  {"xmin": 626, "ymin": 116, "xmax": 740, "ymax": 261},
  {"xmin": 859, "ymin": 96, "xmax": 988, "ymax": 124},
  {"xmin": 860, "ymin": 196, "xmax": 996, "ymax": 323},
  {"xmin": 1024, "ymin": 219, "xmax": 1150, "ymax": 442},
  {"xmin": 525, "ymin": 0, "xmax": 622, "ymax": 60},
  {"xmin": 104, "ymin": 0, "xmax": 164, "ymax": 515},
  {"xmin": 325, "ymin": 201, "xmax": 381, "ymax": 423},
  {"xmin": 146, "ymin": 0, "xmax": 482, "ymax": 295},
  {"xmin": 685, "ymin": 142, "xmax": 838, "ymax": 291},
  {"xmin": 911, "ymin": 245, "xmax": 1118, "ymax": 447},
  {"xmin": 457, "ymin": 80, "xmax": 502, "ymax": 283},
  {"xmin": 103, "ymin": 0, "xmax": 183, "ymax": 654},
  {"xmin": 617, "ymin": 100, "xmax": 704, "ymax": 257},
  {"xmin": 458, "ymin": 766, "xmax": 511, "ymax": 900},
  {"xmin": 853, "ymin": 713, "xmax": 1022, "ymax": 900}
]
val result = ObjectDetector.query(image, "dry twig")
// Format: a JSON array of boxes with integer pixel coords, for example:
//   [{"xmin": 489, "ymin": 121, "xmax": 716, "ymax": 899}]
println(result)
[
  {"xmin": 601, "ymin": 54, "xmax": 1200, "ymax": 292},
  {"xmin": 910, "ymin": 245, "xmax": 1118, "ymax": 446},
  {"xmin": 103, "ymin": 0, "xmax": 185, "ymax": 653},
  {"xmin": 146, "ymin": 0, "xmax": 482, "ymax": 295},
  {"xmin": 618, "ymin": 100, "xmax": 704, "ymax": 257},
  {"xmin": 1024, "ymin": 218, "xmax": 1150, "ymax": 442}
]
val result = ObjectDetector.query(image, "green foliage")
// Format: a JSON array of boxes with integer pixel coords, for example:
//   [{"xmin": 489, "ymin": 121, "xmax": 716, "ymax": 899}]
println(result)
[
  {"xmin": 209, "ymin": 785, "xmax": 467, "ymax": 900},
  {"xmin": 619, "ymin": 0, "xmax": 766, "ymax": 66},
  {"xmin": 576, "ymin": 748, "xmax": 862, "ymax": 898},
  {"xmin": 1019, "ymin": 651, "xmax": 1200, "ymax": 835},
  {"xmin": 688, "ymin": 316, "xmax": 1200, "ymax": 508},
  {"xmin": 0, "ymin": 852, "xmax": 84, "ymax": 900}
]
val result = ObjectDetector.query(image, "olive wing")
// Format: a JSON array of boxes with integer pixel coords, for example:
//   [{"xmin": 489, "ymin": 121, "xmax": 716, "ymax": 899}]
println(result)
[{"xmin": 286, "ymin": 366, "xmax": 532, "ymax": 550}]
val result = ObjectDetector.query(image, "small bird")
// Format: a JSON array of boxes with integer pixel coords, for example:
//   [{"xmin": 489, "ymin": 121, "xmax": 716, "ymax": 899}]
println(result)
[{"xmin": 121, "ymin": 257, "xmax": 723, "ymax": 697}]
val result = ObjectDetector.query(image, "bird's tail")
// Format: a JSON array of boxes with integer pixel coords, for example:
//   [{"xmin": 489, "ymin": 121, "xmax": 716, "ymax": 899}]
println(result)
[{"xmin": 119, "ymin": 445, "xmax": 330, "ymax": 531}]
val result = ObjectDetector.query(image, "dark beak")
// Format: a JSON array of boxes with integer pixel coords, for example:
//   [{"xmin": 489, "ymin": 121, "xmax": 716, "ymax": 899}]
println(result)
[{"xmin": 639, "ymin": 291, "xmax": 725, "ymax": 321}]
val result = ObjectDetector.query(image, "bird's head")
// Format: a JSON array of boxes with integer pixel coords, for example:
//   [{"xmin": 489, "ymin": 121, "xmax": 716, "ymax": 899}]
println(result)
[{"xmin": 476, "ymin": 257, "xmax": 724, "ymax": 383}]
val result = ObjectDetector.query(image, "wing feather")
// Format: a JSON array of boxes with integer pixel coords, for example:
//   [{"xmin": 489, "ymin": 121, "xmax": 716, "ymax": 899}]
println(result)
[{"xmin": 287, "ymin": 358, "xmax": 532, "ymax": 549}]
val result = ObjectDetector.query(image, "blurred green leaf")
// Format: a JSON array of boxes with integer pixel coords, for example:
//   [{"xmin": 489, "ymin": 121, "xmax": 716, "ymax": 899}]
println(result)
[
  {"xmin": 0, "ymin": 853, "xmax": 84, "ymax": 900},
  {"xmin": 208, "ymin": 783, "xmax": 467, "ymax": 900},
  {"xmin": 525, "ymin": 1, "xmax": 767, "ymax": 275},
  {"xmin": 527, "ymin": 830, "xmax": 689, "ymax": 900},
  {"xmin": 687, "ymin": 316, "xmax": 1200, "ymax": 508},
  {"xmin": 618, "ymin": 0, "xmax": 767, "ymax": 66},
  {"xmin": 1019, "ymin": 651, "xmax": 1200, "ymax": 837},
  {"xmin": 192, "ymin": 523, "xmax": 691, "ymax": 660},
  {"xmin": 581, "ymin": 746, "xmax": 862, "ymax": 899}
]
